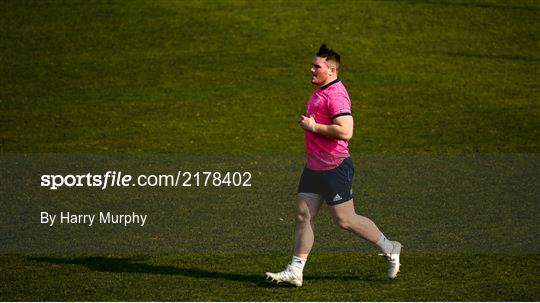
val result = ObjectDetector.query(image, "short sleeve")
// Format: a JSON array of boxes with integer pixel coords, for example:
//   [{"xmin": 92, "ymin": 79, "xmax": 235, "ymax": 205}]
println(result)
[{"xmin": 327, "ymin": 91, "xmax": 351, "ymax": 120}]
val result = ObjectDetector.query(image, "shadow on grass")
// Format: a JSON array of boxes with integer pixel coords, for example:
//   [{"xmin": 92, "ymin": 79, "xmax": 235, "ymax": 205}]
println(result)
[{"xmin": 27, "ymin": 256, "xmax": 384, "ymax": 287}]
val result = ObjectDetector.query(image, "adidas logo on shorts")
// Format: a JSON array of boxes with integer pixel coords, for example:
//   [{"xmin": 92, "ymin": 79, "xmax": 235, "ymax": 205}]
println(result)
[{"xmin": 333, "ymin": 194, "xmax": 342, "ymax": 202}]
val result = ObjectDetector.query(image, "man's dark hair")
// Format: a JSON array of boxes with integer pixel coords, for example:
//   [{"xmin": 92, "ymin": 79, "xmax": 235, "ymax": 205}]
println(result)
[{"xmin": 316, "ymin": 44, "xmax": 340, "ymax": 69}]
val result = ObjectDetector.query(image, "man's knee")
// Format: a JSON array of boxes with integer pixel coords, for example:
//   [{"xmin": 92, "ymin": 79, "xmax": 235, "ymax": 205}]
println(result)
[
  {"xmin": 295, "ymin": 210, "xmax": 312, "ymax": 224},
  {"xmin": 332, "ymin": 215, "xmax": 352, "ymax": 231},
  {"xmin": 296, "ymin": 195, "xmax": 322, "ymax": 225}
]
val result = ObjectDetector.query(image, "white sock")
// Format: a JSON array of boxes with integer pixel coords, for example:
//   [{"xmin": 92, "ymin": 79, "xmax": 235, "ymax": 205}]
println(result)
[
  {"xmin": 290, "ymin": 256, "xmax": 307, "ymax": 271},
  {"xmin": 375, "ymin": 234, "xmax": 394, "ymax": 254}
]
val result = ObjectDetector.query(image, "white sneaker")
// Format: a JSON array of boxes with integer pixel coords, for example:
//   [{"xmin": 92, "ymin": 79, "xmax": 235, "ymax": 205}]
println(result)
[
  {"xmin": 265, "ymin": 264, "xmax": 303, "ymax": 287},
  {"xmin": 379, "ymin": 241, "xmax": 402, "ymax": 279}
]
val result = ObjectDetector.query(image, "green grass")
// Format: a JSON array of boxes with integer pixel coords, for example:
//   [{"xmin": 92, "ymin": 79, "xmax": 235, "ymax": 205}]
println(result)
[
  {"xmin": 1, "ymin": 0, "xmax": 538, "ymax": 153},
  {"xmin": 2, "ymin": 254, "xmax": 539, "ymax": 301},
  {"xmin": 1, "ymin": 0, "xmax": 539, "ymax": 301}
]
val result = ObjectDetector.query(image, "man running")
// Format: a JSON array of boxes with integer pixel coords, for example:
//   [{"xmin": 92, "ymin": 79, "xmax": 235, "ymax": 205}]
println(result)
[{"xmin": 265, "ymin": 44, "xmax": 401, "ymax": 287}]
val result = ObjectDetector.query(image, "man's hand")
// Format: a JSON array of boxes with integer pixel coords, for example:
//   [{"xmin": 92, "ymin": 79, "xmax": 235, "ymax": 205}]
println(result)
[
  {"xmin": 299, "ymin": 113, "xmax": 317, "ymax": 133},
  {"xmin": 299, "ymin": 113, "xmax": 353, "ymax": 141}
]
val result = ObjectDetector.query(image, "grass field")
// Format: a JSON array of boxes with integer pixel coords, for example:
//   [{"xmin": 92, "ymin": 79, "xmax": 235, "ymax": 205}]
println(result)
[
  {"xmin": 1, "ymin": 0, "xmax": 539, "ymax": 301},
  {"xmin": 1, "ymin": 0, "xmax": 538, "ymax": 153},
  {"xmin": 2, "ymin": 254, "xmax": 539, "ymax": 301}
]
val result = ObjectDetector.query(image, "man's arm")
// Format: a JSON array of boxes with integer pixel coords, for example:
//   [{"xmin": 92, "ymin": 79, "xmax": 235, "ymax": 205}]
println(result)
[{"xmin": 299, "ymin": 114, "xmax": 353, "ymax": 141}]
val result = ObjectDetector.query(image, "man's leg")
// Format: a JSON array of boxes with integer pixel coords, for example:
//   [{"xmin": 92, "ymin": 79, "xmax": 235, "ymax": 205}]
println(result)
[
  {"xmin": 294, "ymin": 193, "xmax": 324, "ymax": 258},
  {"xmin": 328, "ymin": 199, "xmax": 382, "ymax": 242},
  {"xmin": 329, "ymin": 199, "xmax": 402, "ymax": 279},
  {"xmin": 266, "ymin": 193, "xmax": 323, "ymax": 286}
]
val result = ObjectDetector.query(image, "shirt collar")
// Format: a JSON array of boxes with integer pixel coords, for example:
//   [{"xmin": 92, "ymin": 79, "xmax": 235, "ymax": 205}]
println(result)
[{"xmin": 320, "ymin": 78, "xmax": 340, "ymax": 91}]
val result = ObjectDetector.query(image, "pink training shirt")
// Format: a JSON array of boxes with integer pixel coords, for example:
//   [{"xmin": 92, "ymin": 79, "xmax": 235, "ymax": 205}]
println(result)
[{"xmin": 305, "ymin": 79, "xmax": 352, "ymax": 171}]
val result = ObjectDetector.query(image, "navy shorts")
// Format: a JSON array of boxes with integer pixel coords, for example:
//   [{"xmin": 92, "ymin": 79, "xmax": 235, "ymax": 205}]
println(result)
[{"xmin": 297, "ymin": 157, "xmax": 354, "ymax": 205}]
